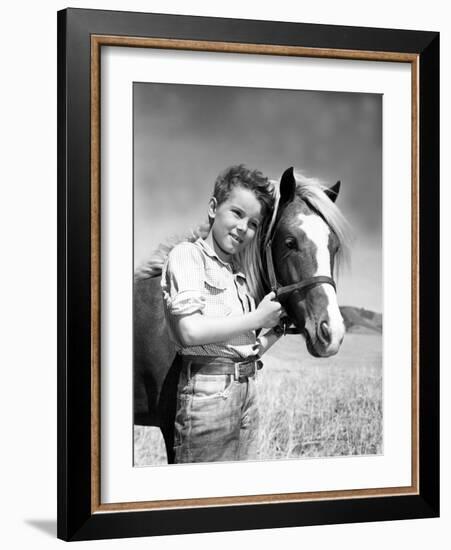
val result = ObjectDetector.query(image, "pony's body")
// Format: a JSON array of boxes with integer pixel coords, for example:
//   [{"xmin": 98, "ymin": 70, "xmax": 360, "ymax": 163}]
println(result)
[
  {"xmin": 134, "ymin": 275, "xmax": 175, "ymax": 426},
  {"xmin": 134, "ymin": 168, "xmax": 350, "ymax": 462}
]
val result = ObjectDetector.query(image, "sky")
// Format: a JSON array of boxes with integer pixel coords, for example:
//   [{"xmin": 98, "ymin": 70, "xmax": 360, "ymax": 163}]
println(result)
[{"xmin": 134, "ymin": 83, "xmax": 382, "ymax": 312}]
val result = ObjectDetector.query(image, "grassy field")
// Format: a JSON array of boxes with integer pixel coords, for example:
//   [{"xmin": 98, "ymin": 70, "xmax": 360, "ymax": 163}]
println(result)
[{"xmin": 134, "ymin": 333, "xmax": 382, "ymax": 465}]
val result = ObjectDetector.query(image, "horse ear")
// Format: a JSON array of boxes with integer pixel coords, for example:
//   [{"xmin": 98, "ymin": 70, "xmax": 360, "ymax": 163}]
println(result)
[
  {"xmin": 325, "ymin": 180, "xmax": 341, "ymax": 203},
  {"xmin": 279, "ymin": 167, "xmax": 297, "ymax": 206}
]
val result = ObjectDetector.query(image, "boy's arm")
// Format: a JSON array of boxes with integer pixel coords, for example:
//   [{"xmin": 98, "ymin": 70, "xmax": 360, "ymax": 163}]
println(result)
[
  {"xmin": 175, "ymin": 310, "xmax": 262, "ymax": 347},
  {"xmin": 175, "ymin": 302, "xmax": 283, "ymax": 348}
]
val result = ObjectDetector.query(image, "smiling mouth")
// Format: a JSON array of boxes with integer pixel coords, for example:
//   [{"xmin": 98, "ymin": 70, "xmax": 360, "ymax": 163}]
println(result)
[{"xmin": 230, "ymin": 234, "xmax": 243, "ymax": 244}]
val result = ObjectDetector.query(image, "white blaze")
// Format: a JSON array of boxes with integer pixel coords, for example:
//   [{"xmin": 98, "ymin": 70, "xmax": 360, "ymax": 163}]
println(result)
[{"xmin": 298, "ymin": 214, "xmax": 344, "ymax": 350}]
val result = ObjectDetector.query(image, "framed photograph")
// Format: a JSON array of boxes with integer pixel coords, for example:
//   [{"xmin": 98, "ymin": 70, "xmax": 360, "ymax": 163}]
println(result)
[{"xmin": 57, "ymin": 8, "xmax": 439, "ymax": 541}]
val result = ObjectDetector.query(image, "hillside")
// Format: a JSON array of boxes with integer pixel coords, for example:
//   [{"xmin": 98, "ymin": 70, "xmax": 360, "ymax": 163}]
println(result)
[{"xmin": 339, "ymin": 306, "xmax": 382, "ymax": 334}]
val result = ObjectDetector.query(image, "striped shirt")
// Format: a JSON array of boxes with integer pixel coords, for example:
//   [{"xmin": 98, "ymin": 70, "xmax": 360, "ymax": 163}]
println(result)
[{"xmin": 161, "ymin": 238, "xmax": 260, "ymax": 359}]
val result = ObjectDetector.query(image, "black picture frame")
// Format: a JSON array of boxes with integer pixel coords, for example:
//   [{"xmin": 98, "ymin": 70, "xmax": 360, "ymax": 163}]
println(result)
[{"xmin": 57, "ymin": 7, "xmax": 439, "ymax": 542}]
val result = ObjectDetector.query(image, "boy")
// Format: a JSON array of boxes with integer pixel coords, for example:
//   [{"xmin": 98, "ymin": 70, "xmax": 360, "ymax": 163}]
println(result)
[{"xmin": 162, "ymin": 165, "xmax": 283, "ymax": 463}]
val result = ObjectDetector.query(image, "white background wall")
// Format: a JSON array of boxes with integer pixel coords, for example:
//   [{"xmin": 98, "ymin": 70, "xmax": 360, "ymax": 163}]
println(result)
[{"xmin": 0, "ymin": 1, "xmax": 448, "ymax": 548}]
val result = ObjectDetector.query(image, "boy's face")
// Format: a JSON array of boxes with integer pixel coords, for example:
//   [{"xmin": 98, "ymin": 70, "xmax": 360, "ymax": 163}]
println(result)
[{"xmin": 208, "ymin": 186, "xmax": 263, "ymax": 261}]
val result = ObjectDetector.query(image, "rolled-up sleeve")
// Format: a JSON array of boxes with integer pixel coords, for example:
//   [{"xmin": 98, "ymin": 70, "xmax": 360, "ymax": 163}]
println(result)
[{"xmin": 161, "ymin": 243, "xmax": 206, "ymax": 316}]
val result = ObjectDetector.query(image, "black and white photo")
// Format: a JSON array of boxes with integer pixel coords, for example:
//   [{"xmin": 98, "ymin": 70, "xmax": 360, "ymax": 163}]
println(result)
[{"xmin": 132, "ymin": 82, "xmax": 383, "ymax": 466}]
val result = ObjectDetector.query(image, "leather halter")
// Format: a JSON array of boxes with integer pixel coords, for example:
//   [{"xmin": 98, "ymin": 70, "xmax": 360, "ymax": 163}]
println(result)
[
  {"xmin": 265, "ymin": 240, "xmax": 336, "ymax": 301},
  {"xmin": 264, "ymin": 198, "xmax": 336, "ymax": 302},
  {"xmin": 264, "ymin": 227, "xmax": 336, "ymax": 336}
]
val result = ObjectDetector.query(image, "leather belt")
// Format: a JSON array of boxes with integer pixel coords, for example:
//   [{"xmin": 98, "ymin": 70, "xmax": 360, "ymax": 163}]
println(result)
[{"xmin": 180, "ymin": 355, "xmax": 263, "ymax": 381}]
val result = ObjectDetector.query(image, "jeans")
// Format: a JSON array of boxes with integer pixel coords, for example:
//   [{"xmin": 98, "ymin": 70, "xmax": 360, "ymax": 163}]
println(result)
[{"xmin": 173, "ymin": 367, "xmax": 259, "ymax": 463}]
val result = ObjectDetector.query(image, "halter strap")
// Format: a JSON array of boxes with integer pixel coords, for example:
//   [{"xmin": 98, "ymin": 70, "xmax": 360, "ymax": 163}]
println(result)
[
  {"xmin": 265, "ymin": 240, "xmax": 336, "ymax": 302},
  {"xmin": 275, "ymin": 275, "xmax": 336, "ymax": 300}
]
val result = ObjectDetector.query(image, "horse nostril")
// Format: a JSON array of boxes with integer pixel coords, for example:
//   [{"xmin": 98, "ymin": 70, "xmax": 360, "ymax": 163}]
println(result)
[{"xmin": 320, "ymin": 321, "xmax": 331, "ymax": 343}]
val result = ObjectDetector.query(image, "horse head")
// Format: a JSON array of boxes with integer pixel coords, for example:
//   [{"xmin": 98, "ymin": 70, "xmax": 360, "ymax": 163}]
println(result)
[{"xmin": 268, "ymin": 167, "xmax": 349, "ymax": 357}]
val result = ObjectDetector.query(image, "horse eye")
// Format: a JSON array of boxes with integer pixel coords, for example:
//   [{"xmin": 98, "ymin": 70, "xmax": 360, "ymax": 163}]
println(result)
[{"xmin": 285, "ymin": 238, "xmax": 297, "ymax": 250}]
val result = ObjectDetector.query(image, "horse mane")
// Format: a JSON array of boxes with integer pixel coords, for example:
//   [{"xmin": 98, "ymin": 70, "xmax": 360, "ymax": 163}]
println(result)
[
  {"xmin": 292, "ymin": 170, "xmax": 352, "ymax": 274},
  {"xmin": 134, "ymin": 222, "xmax": 211, "ymax": 281}
]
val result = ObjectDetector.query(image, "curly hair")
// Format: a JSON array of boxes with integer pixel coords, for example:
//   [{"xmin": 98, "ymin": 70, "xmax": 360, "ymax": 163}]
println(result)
[{"xmin": 213, "ymin": 164, "xmax": 274, "ymax": 220}]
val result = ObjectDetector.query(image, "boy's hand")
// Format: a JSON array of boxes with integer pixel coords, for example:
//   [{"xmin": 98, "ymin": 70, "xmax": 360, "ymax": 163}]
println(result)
[{"xmin": 255, "ymin": 291, "xmax": 283, "ymax": 329}]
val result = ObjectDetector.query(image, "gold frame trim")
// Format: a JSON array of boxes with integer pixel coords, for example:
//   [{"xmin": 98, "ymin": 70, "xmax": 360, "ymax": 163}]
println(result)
[{"xmin": 90, "ymin": 35, "xmax": 420, "ymax": 514}]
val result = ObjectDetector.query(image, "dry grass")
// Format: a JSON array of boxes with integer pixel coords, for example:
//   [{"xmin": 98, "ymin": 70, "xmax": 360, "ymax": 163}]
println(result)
[{"xmin": 134, "ymin": 333, "xmax": 382, "ymax": 466}]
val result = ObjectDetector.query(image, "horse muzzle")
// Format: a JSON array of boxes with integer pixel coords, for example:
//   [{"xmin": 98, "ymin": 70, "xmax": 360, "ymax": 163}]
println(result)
[{"xmin": 303, "ymin": 313, "xmax": 345, "ymax": 357}]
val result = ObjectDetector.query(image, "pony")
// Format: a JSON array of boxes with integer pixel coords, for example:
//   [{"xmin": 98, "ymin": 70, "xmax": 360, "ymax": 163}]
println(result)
[{"xmin": 133, "ymin": 166, "xmax": 351, "ymax": 462}]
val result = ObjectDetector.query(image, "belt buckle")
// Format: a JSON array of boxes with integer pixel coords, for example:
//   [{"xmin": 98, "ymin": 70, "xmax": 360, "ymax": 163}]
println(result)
[{"xmin": 234, "ymin": 360, "xmax": 257, "ymax": 381}]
